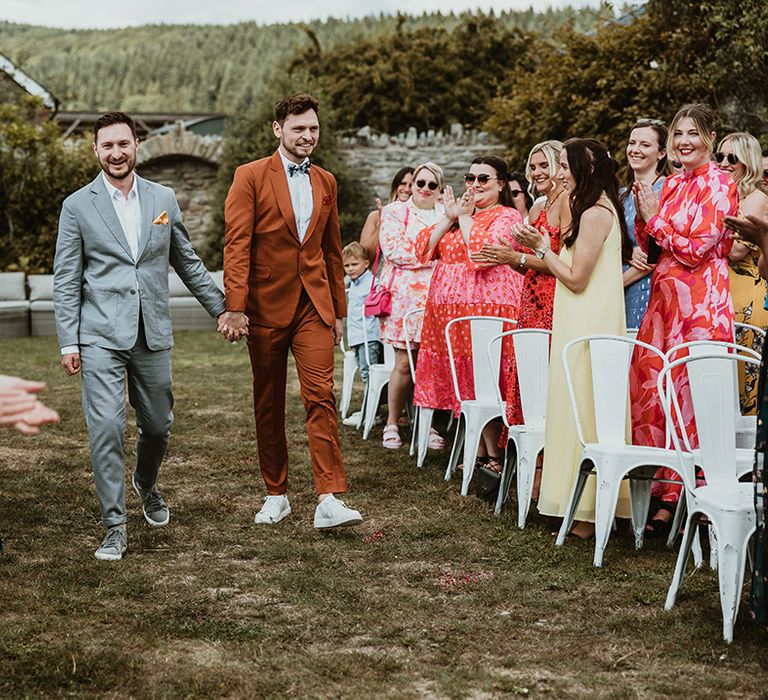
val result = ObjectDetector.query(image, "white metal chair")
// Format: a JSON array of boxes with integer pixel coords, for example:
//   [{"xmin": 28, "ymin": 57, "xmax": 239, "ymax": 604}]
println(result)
[
  {"xmin": 444, "ymin": 316, "xmax": 517, "ymax": 496},
  {"xmin": 403, "ymin": 307, "xmax": 437, "ymax": 466},
  {"xmin": 339, "ymin": 336, "xmax": 359, "ymax": 421},
  {"xmin": 626, "ymin": 328, "xmax": 639, "ymax": 340},
  {"xmin": 557, "ymin": 334, "xmax": 696, "ymax": 567},
  {"xmin": 659, "ymin": 351, "xmax": 759, "ymax": 644},
  {"xmin": 361, "ymin": 309, "xmax": 395, "ymax": 440},
  {"xmin": 488, "ymin": 329, "xmax": 550, "ymax": 526}
]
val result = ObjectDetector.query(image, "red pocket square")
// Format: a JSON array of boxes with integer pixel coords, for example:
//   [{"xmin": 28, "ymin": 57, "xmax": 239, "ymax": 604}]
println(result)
[{"xmin": 323, "ymin": 195, "xmax": 333, "ymax": 206}]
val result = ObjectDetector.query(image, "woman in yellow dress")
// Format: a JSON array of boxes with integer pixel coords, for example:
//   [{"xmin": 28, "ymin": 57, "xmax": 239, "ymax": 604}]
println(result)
[
  {"xmin": 513, "ymin": 138, "xmax": 633, "ymax": 539},
  {"xmin": 718, "ymin": 132, "xmax": 768, "ymax": 413}
]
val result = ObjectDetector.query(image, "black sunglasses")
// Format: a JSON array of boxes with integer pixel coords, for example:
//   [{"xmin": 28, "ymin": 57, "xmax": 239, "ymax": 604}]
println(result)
[
  {"xmin": 763, "ymin": 170, "xmax": 768, "ymax": 179},
  {"xmin": 464, "ymin": 173, "xmax": 498, "ymax": 184},
  {"xmin": 509, "ymin": 189, "xmax": 524, "ymax": 197},
  {"xmin": 715, "ymin": 152, "xmax": 739, "ymax": 165},
  {"xmin": 415, "ymin": 179, "xmax": 439, "ymax": 191}
]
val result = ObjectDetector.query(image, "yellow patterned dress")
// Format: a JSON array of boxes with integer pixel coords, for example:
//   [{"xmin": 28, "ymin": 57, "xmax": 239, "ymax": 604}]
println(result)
[{"xmin": 729, "ymin": 239, "xmax": 768, "ymax": 415}]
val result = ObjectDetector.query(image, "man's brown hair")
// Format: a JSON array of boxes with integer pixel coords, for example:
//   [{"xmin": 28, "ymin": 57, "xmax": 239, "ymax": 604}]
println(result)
[
  {"xmin": 93, "ymin": 112, "xmax": 137, "ymax": 143},
  {"xmin": 274, "ymin": 92, "xmax": 319, "ymax": 126}
]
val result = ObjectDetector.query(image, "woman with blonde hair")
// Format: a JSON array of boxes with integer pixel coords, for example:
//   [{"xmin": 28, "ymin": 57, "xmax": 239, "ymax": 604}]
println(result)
[
  {"xmin": 378, "ymin": 162, "xmax": 444, "ymax": 449},
  {"xmin": 629, "ymin": 104, "xmax": 738, "ymax": 535},
  {"xmin": 718, "ymin": 131, "xmax": 768, "ymax": 412}
]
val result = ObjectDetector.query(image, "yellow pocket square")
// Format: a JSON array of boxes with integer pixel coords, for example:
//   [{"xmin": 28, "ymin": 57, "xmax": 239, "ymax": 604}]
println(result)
[{"xmin": 152, "ymin": 211, "xmax": 169, "ymax": 225}]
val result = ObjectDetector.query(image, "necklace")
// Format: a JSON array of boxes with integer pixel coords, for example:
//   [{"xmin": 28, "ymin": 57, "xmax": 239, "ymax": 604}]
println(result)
[{"xmin": 544, "ymin": 187, "xmax": 564, "ymax": 212}]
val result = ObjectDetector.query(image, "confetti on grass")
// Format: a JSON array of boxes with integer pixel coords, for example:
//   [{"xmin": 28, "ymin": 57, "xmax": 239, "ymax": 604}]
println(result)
[
  {"xmin": 363, "ymin": 529, "xmax": 387, "ymax": 544},
  {"xmin": 438, "ymin": 569, "xmax": 493, "ymax": 590}
]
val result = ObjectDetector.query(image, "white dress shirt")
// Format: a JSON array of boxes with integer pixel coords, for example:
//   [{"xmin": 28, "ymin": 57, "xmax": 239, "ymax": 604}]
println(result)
[
  {"xmin": 279, "ymin": 149, "xmax": 313, "ymax": 243},
  {"xmin": 60, "ymin": 172, "xmax": 142, "ymax": 355}
]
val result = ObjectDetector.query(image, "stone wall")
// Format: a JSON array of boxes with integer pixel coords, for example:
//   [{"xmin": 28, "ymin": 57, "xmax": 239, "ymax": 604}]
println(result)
[
  {"xmin": 136, "ymin": 156, "xmax": 218, "ymax": 248},
  {"xmin": 339, "ymin": 124, "xmax": 506, "ymax": 199}
]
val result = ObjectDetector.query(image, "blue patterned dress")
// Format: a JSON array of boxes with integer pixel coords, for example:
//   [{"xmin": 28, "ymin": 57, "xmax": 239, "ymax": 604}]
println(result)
[{"xmin": 621, "ymin": 178, "xmax": 665, "ymax": 329}]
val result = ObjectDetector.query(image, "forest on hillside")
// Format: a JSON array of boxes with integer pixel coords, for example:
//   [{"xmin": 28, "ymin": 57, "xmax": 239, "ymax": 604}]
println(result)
[{"xmin": 0, "ymin": 5, "xmax": 613, "ymax": 113}]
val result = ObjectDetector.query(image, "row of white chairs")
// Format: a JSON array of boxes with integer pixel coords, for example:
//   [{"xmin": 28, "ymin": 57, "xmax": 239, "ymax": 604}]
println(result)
[{"xmin": 339, "ymin": 313, "xmax": 765, "ymax": 643}]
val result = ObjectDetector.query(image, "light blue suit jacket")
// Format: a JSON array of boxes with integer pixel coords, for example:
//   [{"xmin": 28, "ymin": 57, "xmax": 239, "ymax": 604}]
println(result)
[{"xmin": 54, "ymin": 173, "xmax": 226, "ymax": 351}]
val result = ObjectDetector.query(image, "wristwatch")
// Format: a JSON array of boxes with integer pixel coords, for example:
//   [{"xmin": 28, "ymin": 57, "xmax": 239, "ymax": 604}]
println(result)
[
  {"xmin": 534, "ymin": 247, "xmax": 547, "ymax": 260},
  {"xmin": 517, "ymin": 253, "xmax": 527, "ymax": 270}
]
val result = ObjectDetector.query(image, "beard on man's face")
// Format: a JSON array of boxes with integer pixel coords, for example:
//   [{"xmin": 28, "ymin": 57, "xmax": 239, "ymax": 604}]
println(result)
[{"xmin": 99, "ymin": 152, "xmax": 136, "ymax": 180}]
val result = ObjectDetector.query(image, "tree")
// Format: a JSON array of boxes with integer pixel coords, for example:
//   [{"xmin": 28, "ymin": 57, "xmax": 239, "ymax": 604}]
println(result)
[{"xmin": 0, "ymin": 96, "xmax": 97, "ymax": 272}]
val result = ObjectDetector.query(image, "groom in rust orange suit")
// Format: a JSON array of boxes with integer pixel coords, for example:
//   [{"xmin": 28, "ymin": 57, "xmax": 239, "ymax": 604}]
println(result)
[{"xmin": 222, "ymin": 93, "xmax": 362, "ymax": 529}]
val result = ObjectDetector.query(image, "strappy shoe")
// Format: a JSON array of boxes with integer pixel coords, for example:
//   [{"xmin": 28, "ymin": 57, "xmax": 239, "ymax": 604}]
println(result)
[
  {"xmin": 382, "ymin": 424, "xmax": 402, "ymax": 449},
  {"xmin": 427, "ymin": 428, "xmax": 446, "ymax": 450}
]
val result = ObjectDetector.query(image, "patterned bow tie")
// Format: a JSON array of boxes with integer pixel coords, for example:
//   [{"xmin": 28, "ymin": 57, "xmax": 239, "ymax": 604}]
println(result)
[{"xmin": 288, "ymin": 161, "xmax": 310, "ymax": 177}]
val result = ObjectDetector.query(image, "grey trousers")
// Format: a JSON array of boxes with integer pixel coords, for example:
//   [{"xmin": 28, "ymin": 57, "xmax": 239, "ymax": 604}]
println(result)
[{"xmin": 80, "ymin": 330, "xmax": 174, "ymax": 528}]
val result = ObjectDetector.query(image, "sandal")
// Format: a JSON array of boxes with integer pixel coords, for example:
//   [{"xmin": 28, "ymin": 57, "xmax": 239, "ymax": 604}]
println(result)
[
  {"xmin": 645, "ymin": 501, "xmax": 675, "ymax": 539},
  {"xmin": 427, "ymin": 428, "xmax": 446, "ymax": 450},
  {"xmin": 382, "ymin": 424, "xmax": 402, "ymax": 449},
  {"xmin": 485, "ymin": 457, "xmax": 503, "ymax": 475}
]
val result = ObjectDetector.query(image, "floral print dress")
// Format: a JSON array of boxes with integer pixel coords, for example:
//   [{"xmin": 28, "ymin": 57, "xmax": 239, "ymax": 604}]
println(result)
[
  {"xmin": 413, "ymin": 206, "xmax": 524, "ymax": 415},
  {"xmin": 378, "ymin": 198, "xmax": 442, "ymax": 349},
  {"xmin": 629, "ymin": 161, "xmax": 738, "ymax": 504}
]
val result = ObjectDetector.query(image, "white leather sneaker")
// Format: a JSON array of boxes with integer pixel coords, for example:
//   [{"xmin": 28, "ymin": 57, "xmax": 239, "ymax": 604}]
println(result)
[
  {"xmin": 254, "ymin": 495, "xmax": 291, "ymax": 524},
  {"xmin": 313, "ymin": 495, "xmax": 363, "ymax": 529}
]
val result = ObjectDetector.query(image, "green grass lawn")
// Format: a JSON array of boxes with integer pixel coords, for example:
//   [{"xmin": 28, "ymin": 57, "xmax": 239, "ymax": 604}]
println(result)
[{"xmin": 1, "ymin": 331, "xmax": 766, "ymax": 698}]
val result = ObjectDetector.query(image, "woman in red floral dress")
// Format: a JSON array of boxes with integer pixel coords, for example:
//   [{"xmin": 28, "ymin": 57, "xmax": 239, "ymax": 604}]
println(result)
[
  {"xmin": 473, "ymin": 141, "xmax": 569, "ymax": 430},
  {"xmin": 413, "ymin": 156, "xmax": 525, "ymax": 468},
  {"xmin": 629, "ymin": 103, "xmax": 739, "ymax": 534}
]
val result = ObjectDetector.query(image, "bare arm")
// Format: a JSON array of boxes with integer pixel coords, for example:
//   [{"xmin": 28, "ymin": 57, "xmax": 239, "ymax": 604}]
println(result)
[{"xmin": 359, "ymin": 209, "xmax": 381, "ymax": 260}]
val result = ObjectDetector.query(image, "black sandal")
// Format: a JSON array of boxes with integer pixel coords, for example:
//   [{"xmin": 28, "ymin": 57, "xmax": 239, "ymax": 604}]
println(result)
[{"xmin": 645, "ymin": 501, "xmax": 675, "ymax": 539}]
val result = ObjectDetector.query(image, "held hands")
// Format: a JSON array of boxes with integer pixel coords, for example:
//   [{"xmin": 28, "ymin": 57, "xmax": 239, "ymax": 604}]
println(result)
[
  {"xmin": 217, "ymin": 311, "xmax": 249, "ymax": 342},
  {"xmin": 0, "ymin": 374, "xmax": 59, "ymax": 435},
  {"xmin": 512, "ymin": 222, "xmax": 549, "ymax": 254},
  {"xmin": 633, "ymin": 180, "xmax": 660, "ymax": 222}
]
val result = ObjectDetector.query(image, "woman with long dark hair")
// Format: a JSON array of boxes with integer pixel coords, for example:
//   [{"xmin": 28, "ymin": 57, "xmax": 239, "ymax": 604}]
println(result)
[
  {"xmin": 414, "ymin": 155, "xmax": 525, "ymax": 472},
  {"xmin": 630, "ymin": 104, "xmax": 738, "ymax": 535},
  {"xmin": 360, "ymin": 166, "xmax": 414, "ymax": 260},
  {"xmin": 513, "ymin": 138, "xmax": 633, "ymax": 538}
]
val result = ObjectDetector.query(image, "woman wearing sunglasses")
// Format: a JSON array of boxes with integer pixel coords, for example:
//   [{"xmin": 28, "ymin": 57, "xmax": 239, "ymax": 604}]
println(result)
[
  {"xmin": 629, "ymin": 104, "xmax": 738, "ymax": 536},
  {"xmin": 378, "ymin": 162, "xmax": 445, "ymax": 449},
  {"xmin": 718, "ymin": 132, "xmax": 768, "ymax": 413},
  {"xmin": 508, "ymin": 170, "xmax": 534, "ymax": 222},
  {"xmin": 620, "ymin": 119, "xmax": 667, "ymax": 329},
  {"xmin": 412, "ymin": 155, "xmax": 524, "ymax": 473}
]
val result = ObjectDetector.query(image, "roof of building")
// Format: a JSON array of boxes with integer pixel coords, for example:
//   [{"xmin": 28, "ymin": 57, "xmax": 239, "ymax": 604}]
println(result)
[{"xmin": 0, "ymin": 53, "xmax": 58, "ymax": 112}]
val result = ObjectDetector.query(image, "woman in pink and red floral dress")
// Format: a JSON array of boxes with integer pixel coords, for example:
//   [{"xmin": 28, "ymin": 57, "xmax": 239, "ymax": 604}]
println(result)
[
  {"xmin": 414, "ymin": 155, "xmax": 525, "ymax": 470},
  {"xmin": 629, "ymin": 104, "xmax": 739, "ymax": 534}
]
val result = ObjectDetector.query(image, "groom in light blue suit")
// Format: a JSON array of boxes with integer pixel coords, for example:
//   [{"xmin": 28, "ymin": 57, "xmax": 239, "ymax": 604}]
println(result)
[{"xmin": 54, "ymin": 112, "xmax": 237, "ymax": 561}]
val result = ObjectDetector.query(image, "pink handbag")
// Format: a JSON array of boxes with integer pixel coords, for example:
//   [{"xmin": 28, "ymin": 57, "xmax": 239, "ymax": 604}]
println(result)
[{"xmin": 364, "ymin": 246, "xmax": 393, "ymax": 318}]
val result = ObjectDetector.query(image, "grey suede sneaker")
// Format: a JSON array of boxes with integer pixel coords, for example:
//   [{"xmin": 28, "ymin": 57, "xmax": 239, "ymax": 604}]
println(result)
[
  {"xmin": 132, "ymin": 473, "xmax": 170, "ymax": 526},
  {"xmin": 95, "ymin": 526, "xmax": 127, "ymax": 561}
]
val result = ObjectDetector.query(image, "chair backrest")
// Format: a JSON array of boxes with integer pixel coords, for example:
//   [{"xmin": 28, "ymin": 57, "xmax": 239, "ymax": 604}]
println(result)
[
  {"xmin": 626, "ymin": 328, "xmax": 639, "ymax": 340},
  {"xmin": 734, "ymin": 320, "xmax": 766, "ymax": 346},
  {"xmin": 445, "ymin": 315, "xmax": 517, "ymax": 404},
  {"xmin": 488, "ymin": 329, "xmax": 550, "ymax": 429},
  {"xmin": 562, "ymin": 334, "xmax": 667, "ymax": 447},
  {"xmin": 403, "ymin": 307, "xmax": 424, "ymax": 384},
  {"xmin": 659, "ymin": 352, "xmax": 758, "ymax": 487}
]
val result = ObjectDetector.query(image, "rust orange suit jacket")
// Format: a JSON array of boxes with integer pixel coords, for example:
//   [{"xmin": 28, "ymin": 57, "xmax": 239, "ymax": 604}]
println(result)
[{"xmin": 223, "ymin": 150, "xmax": 347, "ymax": 328}]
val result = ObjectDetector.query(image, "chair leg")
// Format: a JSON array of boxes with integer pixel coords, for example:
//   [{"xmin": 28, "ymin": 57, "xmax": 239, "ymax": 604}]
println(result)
[
  {"xmin": 629, "ymin": 473, "xmax": 653, "ymax": 550},
  {"xmin": 445, "ymin": 414, "xmax": 465, "ymax": 481},
  {"xmin": 357, "ymin": 383, "xmax": 369, "ymax": 433},
  {"xmin": 416, "ymin": 408, "xmax": 433, "ymax": 468},
  {"xmin": 592, "ymin": 467, "xmax": 625, "ymax": 567},
  {"xmin": 665, "ymin": 512, "xmax": 700, "ymax": 611},
  {"xmin": 409, "ymin": 406, "xmax": 418, "ymax": 457},
  {"xmin": 514, "ymin": 434, "xmax": 538, "ymax": 529},
  {"xmin": 494, "ymin": 439, "xmax": 517, "ymax": 518},
  {"xmin": 460, "ymin": 414, "xmax": 484, "ymax": 497},
  {"xmin": 713, "ymin": 517, "xmax": 753, "ymax": 644},
  {"xmin": 666, "ymin": 496, "xmax": 686, "ymax": 549},
  {"xmin": 556, "ymin": 461, "xmax": 592, "ymax": 546},
  {"xmin": 340, "ymin": 354, "xmax": 357, "ymax": 419},
  {"xmin": 709, "ymin": 524, "xmax": 718, "ymax": 571},
  {"xmin": 362, "ymin": 378, "xmax": 385, "ymax": 440}
]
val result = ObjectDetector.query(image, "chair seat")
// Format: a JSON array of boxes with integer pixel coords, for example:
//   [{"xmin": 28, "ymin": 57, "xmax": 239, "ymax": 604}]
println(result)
[
  {"xmin": 582, "ymin": 443, "xmax": 695, "ymax": 468},
  {"xmin": 508, "ymin": 422, "xmax": 545, "ymax": 435},
  {"xmin": 460, "ymin": 399, "xmax": 503, "ymax": 412},
  {"xmin": 692, "ymin": 482, "xmax": 756, "ymax": 514}
]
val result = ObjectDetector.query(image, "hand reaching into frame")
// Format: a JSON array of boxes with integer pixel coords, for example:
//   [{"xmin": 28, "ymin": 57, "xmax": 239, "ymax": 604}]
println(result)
[
  {"xmin": 0, "ymin": 375, "xmax": 59, "ymax": 435},
  {"xmin": 725, "ymin": 214, "xmax": 768, "ymax": 247}
]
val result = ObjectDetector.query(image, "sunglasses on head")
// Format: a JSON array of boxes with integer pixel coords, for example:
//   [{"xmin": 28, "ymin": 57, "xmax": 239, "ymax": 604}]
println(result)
[
  {"xmin": 415, "ymin": 179, "xmax": 439, "ymax": 191},
  {"xmin": 464, "ymin": 173, "xmax": 498, "ymax": 185},
  {"xmin": 715, "ymin": 152, "xmax": 739, "ymax": 165}
]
